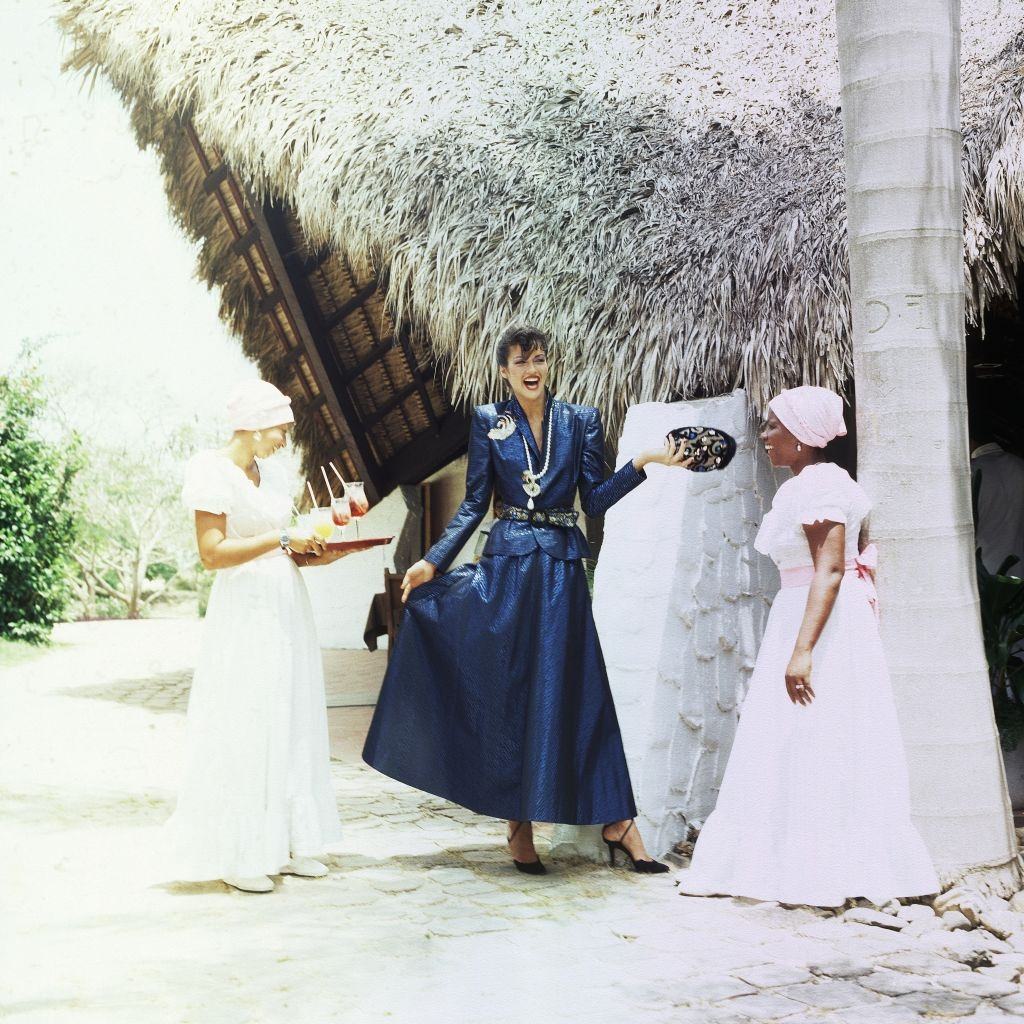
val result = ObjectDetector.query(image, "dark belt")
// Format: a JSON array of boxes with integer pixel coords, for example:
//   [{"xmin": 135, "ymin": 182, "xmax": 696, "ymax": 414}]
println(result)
[{"xmin": 497, "ymin": 504, "xmax": 579, "ymax": 528}]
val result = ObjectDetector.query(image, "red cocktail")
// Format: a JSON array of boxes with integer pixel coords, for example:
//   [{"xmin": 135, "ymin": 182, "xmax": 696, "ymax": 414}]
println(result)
[
  {"xmin": 331, "ymin": 496, "xmax": 352, "ymax": 528},
  {"xmin": 344, "ymin": 481, "xmax": 369, "ymax": 537}
]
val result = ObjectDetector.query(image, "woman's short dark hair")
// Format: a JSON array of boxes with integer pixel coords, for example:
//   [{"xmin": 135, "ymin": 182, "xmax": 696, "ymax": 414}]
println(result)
[{"xmin": 495, "ymin": 325, "xmax": 549, "ymax": 367}]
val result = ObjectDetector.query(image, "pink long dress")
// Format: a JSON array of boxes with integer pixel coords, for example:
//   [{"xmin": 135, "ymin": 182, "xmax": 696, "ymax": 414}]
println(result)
[{"xmin": 680, "ymin": 462, "xmax": 938, "ymax": 907}]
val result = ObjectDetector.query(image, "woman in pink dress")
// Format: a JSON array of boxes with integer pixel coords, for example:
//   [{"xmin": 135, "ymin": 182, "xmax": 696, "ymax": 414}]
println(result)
[{"xmin": 681, "ymin": 386, "xmax": 938, "ymax": 907}]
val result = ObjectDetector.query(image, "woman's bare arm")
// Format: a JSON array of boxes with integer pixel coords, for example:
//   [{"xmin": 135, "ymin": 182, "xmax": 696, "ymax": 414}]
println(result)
[
  {"xmin": 794, "ymin": 521, "xmax": 846, "ymax": 653},
  {"xmin": 785, "ymin": 520, "xmax": 846, "ymax": 704},
  {"xmin": 194, "ymin": 511, "xmax": 324, "ymax": 570}
]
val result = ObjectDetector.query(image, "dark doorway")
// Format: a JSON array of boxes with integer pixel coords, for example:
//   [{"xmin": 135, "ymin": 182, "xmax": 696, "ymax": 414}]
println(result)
[{"xmin": 968, "ymin": 271, "xmax": 1024, "ymax": 456}]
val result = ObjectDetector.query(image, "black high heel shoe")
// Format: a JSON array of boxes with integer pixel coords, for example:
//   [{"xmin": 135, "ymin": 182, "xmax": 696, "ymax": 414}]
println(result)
[
  {"xmin": 602, "ymin": 820, "xmax": 670, "ymax": 874},
  {"xmin": 507, "ymin": 821, "xmax": 547, "ymax": 875}
]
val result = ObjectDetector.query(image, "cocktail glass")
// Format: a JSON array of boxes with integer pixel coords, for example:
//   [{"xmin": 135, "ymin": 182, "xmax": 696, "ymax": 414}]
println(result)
[
  {"xmin": 331, "ymin": 496, "xmax": 352, "ymax": 539},
  {"xmin": 344, "ymin": 481, "xmax": 369, "ymax": 539},
  {"xmin": 293, "ymin": 512, "xmax": 314, "ymax": 539},
  {"xmin": 311, "ymin": 506, "xmax": 335, "ymax": 545}
]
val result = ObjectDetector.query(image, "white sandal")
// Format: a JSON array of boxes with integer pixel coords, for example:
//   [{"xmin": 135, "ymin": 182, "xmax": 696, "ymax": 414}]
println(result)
[
  {"xmin": 223, "ymin": 875, "xmax": 274, "ymax": 893},
  {"xmin": 279, "ymin": 856, "xmax": 329, "ymax": 878}
]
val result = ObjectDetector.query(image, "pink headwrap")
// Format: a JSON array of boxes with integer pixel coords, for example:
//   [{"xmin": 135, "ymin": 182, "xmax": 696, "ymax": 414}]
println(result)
[
  {"xmin": 768, "ymin": 386, "xmax": 847, "ymax": 448},
  {"xmin": 226, "ymin": 380, "xmax": 295, "ymax": 431}
]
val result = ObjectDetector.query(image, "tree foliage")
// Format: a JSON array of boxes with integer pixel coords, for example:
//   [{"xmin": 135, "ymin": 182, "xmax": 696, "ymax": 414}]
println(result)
[
  {"xmin": 69, "ymin": 426, "xmax": 200, "ymax": 620},
  {"xmin": 0, "ymin": 363, "xmax": 82, "ymax": 642}
]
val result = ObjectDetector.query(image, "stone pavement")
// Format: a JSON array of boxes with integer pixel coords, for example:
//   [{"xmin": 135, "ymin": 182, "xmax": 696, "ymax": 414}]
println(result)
[{"xmin": 1, "ymin": 619, "xmax": 1022, "ymax": 1024}]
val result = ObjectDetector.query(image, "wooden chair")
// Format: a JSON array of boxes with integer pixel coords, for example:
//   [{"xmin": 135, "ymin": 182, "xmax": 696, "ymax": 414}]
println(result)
[{"xmin": 384, "ymin": 571, "xmax": 405, "ymax": 662}]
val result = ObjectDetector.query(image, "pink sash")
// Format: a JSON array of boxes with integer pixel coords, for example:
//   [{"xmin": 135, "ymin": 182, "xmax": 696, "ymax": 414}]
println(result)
[{"xmin": 779, "ymin": 543, "xmax": 879, "ymax": 618}]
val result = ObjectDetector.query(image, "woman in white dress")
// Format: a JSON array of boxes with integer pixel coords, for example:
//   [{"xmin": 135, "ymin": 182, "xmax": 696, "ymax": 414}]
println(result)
[
  {"xmin": 681, "ymin": 386, "xmax": 938, "ymax": 907},
  {"xmin": 164, "ymin": 380, "xmax": 347, "ymax": 893}
]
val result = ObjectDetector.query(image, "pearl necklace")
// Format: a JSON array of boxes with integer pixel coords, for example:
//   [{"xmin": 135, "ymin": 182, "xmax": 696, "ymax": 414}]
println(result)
[{"xmin": 520, "ymin": 412, "xmax": 553, "ymax": 511}]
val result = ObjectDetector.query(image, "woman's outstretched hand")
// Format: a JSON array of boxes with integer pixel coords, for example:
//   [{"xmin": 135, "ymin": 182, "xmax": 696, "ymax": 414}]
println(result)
[
  {"xmin": 785, "ymin": 649, "xmax": 815, "ymax": 705},
  {"xmin": 402, "ymin": 559, "xmax": 437, "ymax": 603},
  {"xmin": 290, "ymin": 540, "xmax": 378, "ymax": 567},
  {"xmin": 633, "ymin": 436, "xmax": 695, "ymax": 472},
  {"xmin": 287, "ymin": 532, "xmax": 327, "ymax": 557}
]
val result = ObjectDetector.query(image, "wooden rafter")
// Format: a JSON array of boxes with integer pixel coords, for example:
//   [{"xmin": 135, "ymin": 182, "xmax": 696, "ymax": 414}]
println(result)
[
  {"xmin": 183, "ymin": 123, "xmax": 382, "ymax": 503},
  {"xmin": 395, "ymin": 325, "xmax": 441, "ymax": 432},
  {"xmin": 251, "ymin": 201, "xmax": 385, "ymax": 502},
  {"xmin": 382, "ymin": 409, "xmax": 470, "ymax": 488},
  {"xmin": 342, "ymin": 338, "xmax": 398, "ymax": 384},
  {"xmin": 321, "ymin": 279, "xmax": 379, "ymax": 332},
  {"xmin": 178, "ymin": 121, "xmax": 471, "ymax": 505},
  {"xmin": 362, "ymin": 381, "xmax": 421, "ymax": 429}
]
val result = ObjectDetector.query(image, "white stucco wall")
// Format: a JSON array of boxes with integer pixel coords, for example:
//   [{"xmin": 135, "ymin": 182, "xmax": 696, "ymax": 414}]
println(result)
[
  {"xmin": 300, "ymin": 488, "xmax": 410, "ymax": 649},
  {"xmin": 552, "ymin": 391, "xmax": 780, "ymax": 860},
  {"xmin": 422, "ymin": 455, "xmax": 494, "ymax": 572},
  {"xmin": 301, "ymin": 455, "xmax": 488, "ymax": 649}
]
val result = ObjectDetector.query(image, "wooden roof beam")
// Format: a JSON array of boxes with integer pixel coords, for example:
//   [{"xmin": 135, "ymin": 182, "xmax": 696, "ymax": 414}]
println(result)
[
  {"xmin": 362, "ymin": 380, "xmax": 422, "ymax": 429},
  {"xmin": 230, "ymin": 225, "xmax": 260, "ymax": 255},
  {"xmin": 341, "ymin": 338, "xmax": 397, "ymax": 384},
  {"xmin": 320, "ymin": 279, "xmax": 379, "ymax": 333},
  {"xmin": 380, "ymin": 409, "xmax": 470, "ymax": 487},
  {"xmin": 201, "ymin": 164, "xmax": 229, "ymax": 192},
  {"xmin": 248, "ymin": 200, "xmax": 385, "ymax": 502},
  {"xmin": 284, "ymin": 247, "xmax": 332, "ymax": 276},
  {"xmin": 257, "ymin": 288, "xmax": 284, "ymax": 314},
  {"xmin": 396, "ymin": 326, "xmax": 441, "ymax": 431}
]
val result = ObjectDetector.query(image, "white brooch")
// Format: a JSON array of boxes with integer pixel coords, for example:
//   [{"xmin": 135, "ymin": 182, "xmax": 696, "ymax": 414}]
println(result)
[{"xmin": 487, "ymin": 414, "xmax": 516, "ymax": 441}]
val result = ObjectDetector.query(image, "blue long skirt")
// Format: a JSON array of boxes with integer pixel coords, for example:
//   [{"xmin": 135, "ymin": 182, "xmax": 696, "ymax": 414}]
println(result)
[{"xmin": 362, "ymin": 550, "xmax": 637, "ymax": 824}]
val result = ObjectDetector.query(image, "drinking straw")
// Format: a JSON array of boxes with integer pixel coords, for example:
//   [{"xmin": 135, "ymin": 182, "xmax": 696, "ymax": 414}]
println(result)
[
  {"xmin": 291, "ymin": 504, "xmax": 301, "ymax": 519},
  {"xmin": 320, "ymin": 465, "xmax": 336, "ymax": 502},
  {"xmin": 306, "ymin": 480, "xmax": 318, "ymax": 508},
  {"xmin": 329, "ymin": 461, "xmax": 346, "ymax": 486}
]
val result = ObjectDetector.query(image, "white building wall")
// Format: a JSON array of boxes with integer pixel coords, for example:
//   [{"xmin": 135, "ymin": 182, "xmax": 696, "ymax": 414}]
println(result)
[
  {"xmin": 421, "ymin": 455, "xmax": 493, "ymax": 571},
  {"xmin": 301, "ymin": 455, "xmax": 488, "ymax": 649},
  {"xmin": 300, "ymin": 488, "xmax": 410, "ymax": 649}
]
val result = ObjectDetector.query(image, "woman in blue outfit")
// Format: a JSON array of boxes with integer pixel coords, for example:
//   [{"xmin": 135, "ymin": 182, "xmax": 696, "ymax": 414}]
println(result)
[{"xmin": 363, "ymin": 325, "xmax": 690, "ymax": 873}]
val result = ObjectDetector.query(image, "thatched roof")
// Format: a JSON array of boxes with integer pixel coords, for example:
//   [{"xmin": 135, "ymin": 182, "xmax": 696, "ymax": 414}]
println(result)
[{"xmin": 59, "ymin": 0, "xmax": 1024, "ymax": 477}]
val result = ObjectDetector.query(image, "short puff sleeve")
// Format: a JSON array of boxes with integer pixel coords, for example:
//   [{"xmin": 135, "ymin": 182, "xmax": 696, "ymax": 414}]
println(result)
[
  {"xmin": 794, "ymin": 463, "xmax": 868, "ymax": 527},
  {"xmin": 182, "ymin": 452, "xmax": 235, "ymax": 515}
]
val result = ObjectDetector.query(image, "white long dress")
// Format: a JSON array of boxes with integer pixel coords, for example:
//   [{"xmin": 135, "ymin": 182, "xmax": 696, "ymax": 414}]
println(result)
[
  {"xmin": 162, "ymin": 451, "xmax": 342, "ymax": 881},
  {"xmin": 680, "ymin": 462, "xmax": 938, "ymax": 907}
]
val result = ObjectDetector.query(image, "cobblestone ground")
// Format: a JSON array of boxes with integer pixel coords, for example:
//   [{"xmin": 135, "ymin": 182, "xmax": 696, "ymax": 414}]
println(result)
[{"xmin": 2, "ymin": 620, "xmax": 1022, "ymax": 1024}]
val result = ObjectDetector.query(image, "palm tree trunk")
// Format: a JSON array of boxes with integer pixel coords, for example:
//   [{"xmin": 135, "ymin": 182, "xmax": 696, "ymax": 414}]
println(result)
[{"xmin": 836, "ymin": 0, "xmax": 1019, "ymax": 891}]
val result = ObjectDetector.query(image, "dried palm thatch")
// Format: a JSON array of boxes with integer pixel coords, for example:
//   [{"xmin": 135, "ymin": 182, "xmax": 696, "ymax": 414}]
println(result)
[{"xmin": 58, "ymin": 0, "xmax": 1024, "ymax": 442}]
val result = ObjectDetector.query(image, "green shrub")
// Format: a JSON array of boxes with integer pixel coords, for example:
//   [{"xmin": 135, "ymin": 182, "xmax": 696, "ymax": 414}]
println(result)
[{"xmin": 0, "ymin": 365, "xmax": 82, "ymax": 642}]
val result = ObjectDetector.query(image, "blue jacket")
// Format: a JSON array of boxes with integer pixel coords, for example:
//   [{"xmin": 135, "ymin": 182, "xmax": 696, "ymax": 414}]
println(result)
[{"xmin": 424, "ymin": 395, "xmax": 647, "ymax": 573}]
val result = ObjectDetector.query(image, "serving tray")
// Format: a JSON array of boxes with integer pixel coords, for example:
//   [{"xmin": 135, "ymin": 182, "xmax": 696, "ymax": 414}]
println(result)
[{"xmin": 324, "ymin": 535, "xmax": 394, "ymax": 551}]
